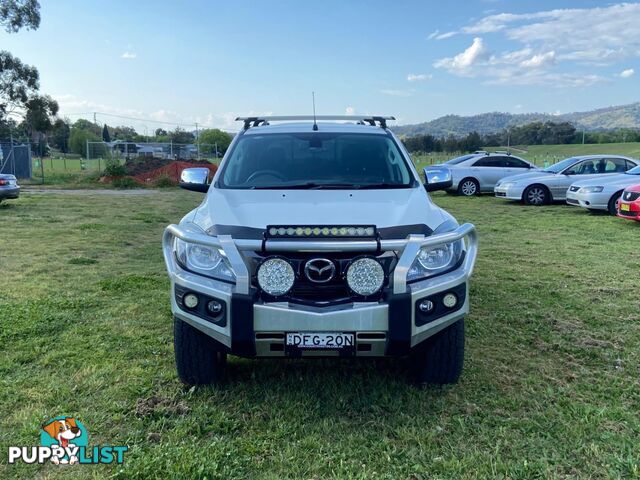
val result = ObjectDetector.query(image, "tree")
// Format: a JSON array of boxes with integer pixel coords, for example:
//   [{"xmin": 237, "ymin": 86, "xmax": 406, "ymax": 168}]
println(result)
[
  {"xmin": 0, "ymin": 0, "xmax": 57, "ymax": 140},
  {"xmin": 69, "ymin": 127, "xmax": 99, "ymax": 157},
  {"xmin": 170, "ymin": 126, "xmax": 194, "ymax": 144},
  {"xmin": 50, "ymin": 118, "xmax": 70, "ymax": 152},
  {"xmin": 0, "ymin": 0, "xmax": 40, "ymax": 33},
  {"xmin": 102, "ymin": 124, "xmax": 111, "ymax": 142},
  {"xmin": 154, "ymin": 128, "xmax": 167, "ymax": 137},
  {"xmin": 197, "ymin": 128, "xmax": 232, "ymax": 154}
]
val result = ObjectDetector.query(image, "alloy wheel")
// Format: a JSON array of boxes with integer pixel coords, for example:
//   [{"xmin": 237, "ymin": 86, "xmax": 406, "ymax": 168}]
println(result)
[
  {"xmin": 460, "ymin": 181, "xmax": 477, "ymax": 196},
  {"xmin": 527, "ymin": 187, "xmax": 546, "ymax": 205}
]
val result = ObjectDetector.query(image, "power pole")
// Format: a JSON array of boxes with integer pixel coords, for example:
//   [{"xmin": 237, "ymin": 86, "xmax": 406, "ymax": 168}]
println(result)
[
  {"xmin": 582, "ymin": 130, "xmax": 585, "ymax": 144},
  {"xmin": 93, "ymin": 112, "xmax": 97, "ymax": 125},
  {"xmin": 195, "ymin": 122, "xmax": 200, "ymax": 159}
]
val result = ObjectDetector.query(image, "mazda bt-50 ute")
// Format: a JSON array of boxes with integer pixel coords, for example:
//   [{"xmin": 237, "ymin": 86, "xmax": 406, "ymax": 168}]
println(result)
[{"xmin": 162, "ymin": 115, "xmax": 477, "ymax": 385}]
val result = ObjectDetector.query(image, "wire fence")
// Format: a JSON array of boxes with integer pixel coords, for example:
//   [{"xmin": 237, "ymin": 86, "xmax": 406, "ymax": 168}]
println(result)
[{"xmin": 87, "ymin": 141, "xmax": 222, "ymax": 163}]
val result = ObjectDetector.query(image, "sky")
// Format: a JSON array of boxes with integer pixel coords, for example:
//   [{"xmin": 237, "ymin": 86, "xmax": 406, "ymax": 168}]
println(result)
[{"xmin": 1, "ymin": 0, "xmax": 639, "ymax": 132}]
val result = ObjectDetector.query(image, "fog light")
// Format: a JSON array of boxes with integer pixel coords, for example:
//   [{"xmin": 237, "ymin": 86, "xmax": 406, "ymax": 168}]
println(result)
[
  {"xmin": 443, "ymin": 293, "xmax": 458, "ymax": 308},
  {"xmin": 207, "ymin": 300, "xmax": 222, "ymax": 315},
  {"xmin": 183, "ymin": 293, "xmax": 199, "ymax": 309},
  {"xmin": 419, "ymin": 300, "xmax": 434, "ymax": 313}
]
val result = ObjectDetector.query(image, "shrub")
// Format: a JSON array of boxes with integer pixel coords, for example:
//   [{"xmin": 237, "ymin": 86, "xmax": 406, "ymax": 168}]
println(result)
[
  {"xmin": 111, "ymin": 177, "xmax": 140, "ymax": 189},
  {"xmin": 104, "ymin": 159, "xmax": 126, "ymax": 177},
  {"xmin": 153, "ymin": 175, "xmax": 177, "ymax": 188}
]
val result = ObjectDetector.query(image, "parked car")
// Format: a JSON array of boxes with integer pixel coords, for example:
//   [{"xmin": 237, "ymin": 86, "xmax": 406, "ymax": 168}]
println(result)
[
  {"xmin": 616, "ymin": 184, "xmax": 640, "ymax": 221},
  {"xmin": 0, "ymin": 174, "xmax": 20, "ymax": 203},
  {"xmin": 566, "ymin": 164, "xmax": 640, "ymax": 214},
  {"xmin": 163, "ymin": 115, "xmax": 478, "ymax": 386},
  {"xmin": 440, "ymin": 152, "xmax": 537, "ymax": 196},
  {"xmin": 494, "ymin": 155, "xmax": 639, "ymax": 205}
]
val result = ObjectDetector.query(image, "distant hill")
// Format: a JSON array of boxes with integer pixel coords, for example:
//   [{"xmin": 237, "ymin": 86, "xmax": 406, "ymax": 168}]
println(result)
[{"xmin": 393, "ymin": 102, "xmax": 640, "ymax": 137}]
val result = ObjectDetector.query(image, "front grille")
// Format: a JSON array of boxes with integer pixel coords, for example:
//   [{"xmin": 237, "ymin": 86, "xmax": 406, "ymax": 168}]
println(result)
[
  {"xmin": 495, "ymin": 192, "xmax": 506, "ymax": 197},
  {"xmin": 623, "ymin": 191, "xmax": 640, "ymax": 201},
  {"xmin": 619, "ymin": 209, "xmax": 639, "ymax": 217},
  {"xmin": 248, "ymin": 251, "xmax": 396, "ymax": 306},
  {"xmin": 566, "ymin": 198, "xmax": 579, "ymax": 205},
  {"xmin": 569, "ymin": 186, "xmax": 580, "ymax": 192}
]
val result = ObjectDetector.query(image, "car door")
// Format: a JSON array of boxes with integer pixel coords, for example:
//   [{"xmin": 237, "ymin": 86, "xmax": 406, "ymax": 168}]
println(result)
[
  {"xmin": 502, "ymin": 156, "xmax": 533, "ymax": 179},
  {"xmin": 557, "ymin": 158, "xmax": 602, "ymax": 198},
  {"xmin": 470, "ymin": 156, "xmax": 505, "ymax": 191},
  {"xmin": 602, "ymin": 157, "xmax": 631, "ymax": 175}
]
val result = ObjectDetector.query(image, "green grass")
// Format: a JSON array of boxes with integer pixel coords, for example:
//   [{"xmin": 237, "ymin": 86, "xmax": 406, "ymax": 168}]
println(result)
[{"xmin": 1, "ymin": 191, "xmax": 640, "ymax": 479}]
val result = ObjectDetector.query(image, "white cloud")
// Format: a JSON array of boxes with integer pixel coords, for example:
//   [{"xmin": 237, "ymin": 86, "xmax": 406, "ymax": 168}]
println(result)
[
  {"xmin": 433, "ymin": 37, "xmax": 488, "ymax": 75},
  {"xmin": 345, "ymin": 106, "xmax": 355, "ymax": 115},
  {"xmin": 427, "ymin": 29, "xmax": 439, "ymax": 40},
  {"xmin": 519, "ymin": 51, "xmax": 556, "ymax": 69},
  {"xmin": 379, "ymin": 89, "xmax": 413, "ymax": 97},
  {"xmin": 407, "ymin": 73, "xmax": 432, "ymax": 82},
  {"xmin": 435, "ymin": 31, "xmax": 456, "ymax": 40},
  {"xmin": 620, "ymin": 68, "xmax": 635, "ymax": 78},
  {"xmin": 432, "ymin": 3, "xmax": 640, "ymax": 86},
  {"xmin": 121, "ymin": 51, "xmax": 137, "ymax": 59}
]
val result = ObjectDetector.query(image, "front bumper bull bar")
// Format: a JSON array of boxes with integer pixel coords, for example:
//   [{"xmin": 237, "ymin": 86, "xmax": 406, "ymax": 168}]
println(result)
[{"xmin": 162, "ymin": 223, "xmax": 478, "ymax": 356}]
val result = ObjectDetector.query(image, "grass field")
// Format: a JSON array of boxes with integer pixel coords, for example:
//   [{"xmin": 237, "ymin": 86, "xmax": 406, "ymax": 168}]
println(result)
[{"xmin": 1, "ymin": 190, "xmax": 639, "ymax": 479}]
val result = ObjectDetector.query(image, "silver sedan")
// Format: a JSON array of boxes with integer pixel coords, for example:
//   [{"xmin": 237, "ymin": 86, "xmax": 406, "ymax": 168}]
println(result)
[
  {"xmin": 441, "ymin": 152, "xmax": 537, "ymax": 196},
  {"xmin": 566, "ymin": 164, "xmax": 640, "ymax": 214},
  {"xmin": 494, "ymin": 155, "xmax": 639, "ymax": 205}
]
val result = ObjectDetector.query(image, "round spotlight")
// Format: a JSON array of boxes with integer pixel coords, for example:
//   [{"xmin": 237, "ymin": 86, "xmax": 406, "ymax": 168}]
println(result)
[
  {"xmin": 183, "ymin": 293, "xmax": 199, "ymax": 309},
  {"xmin": 443, "ymin": 293, "xmax": 458, "ymax": 308},
  {"xmin": 346, "ymin": 257, "xmax": 384, "ymax": 296},
  {"xmin": 207, "ymin": 300, "xmax": 223, "ymax": 315},
  {"xmin": 257, "ymin": 258, "xmax": 295, "ymax": 296},
  {"xmin": 419, "ymin": 299, "xmax": 434, "ymax": 313}
]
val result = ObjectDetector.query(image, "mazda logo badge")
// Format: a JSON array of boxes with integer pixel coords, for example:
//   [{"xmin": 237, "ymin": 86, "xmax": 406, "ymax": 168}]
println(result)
[{"xmin": 304, "ymin": 258, "xmax": 336, "ymax": 283}]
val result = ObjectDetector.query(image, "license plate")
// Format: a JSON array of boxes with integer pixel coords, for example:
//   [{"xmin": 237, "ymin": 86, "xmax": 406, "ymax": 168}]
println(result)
[
  {"xmin": 286, "ymin": 332, "xmax": 354, "ymax": 349},
  {"xmin": 621, "ymin": 203, "xmax": 630, "ymax": 211}
]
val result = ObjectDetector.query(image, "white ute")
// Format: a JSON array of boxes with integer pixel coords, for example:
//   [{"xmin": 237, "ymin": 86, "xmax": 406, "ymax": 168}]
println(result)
[{"xmin": 162, "ymin": 116, "xmax": 478, "ymax": 385}]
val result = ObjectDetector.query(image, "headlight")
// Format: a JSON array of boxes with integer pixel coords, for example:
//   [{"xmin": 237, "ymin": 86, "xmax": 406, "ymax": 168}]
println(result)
[
  {"xmin": 579, "ymin": 186, "xmax": 604, "ymax": 193},
  {"xmin": 498, "ymin": 182, "xmax": 514, "ymax": 188},
  {"xmin": 174, "ymin": 238, "xmax": 235, "ymax": 282},
  {"xmin": 407, "ymin": 240, "xmax": 464, "ymax": 281},
  {"xmin": 257, "ymin": 257, "xmax": 295, "ymax": 296},
  {"xmin": 346, "ymin": 257, "xmax": 385, "ymax": 296}
]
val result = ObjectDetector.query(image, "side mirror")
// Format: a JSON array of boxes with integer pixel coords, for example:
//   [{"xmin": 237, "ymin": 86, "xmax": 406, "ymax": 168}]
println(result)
[
  {"xmin": 179, "ymin": 167, "xmax": 210, "ymax": 193},
  {"xmin": 423, "ymin": 166, "xmax": 453, "ymax": 192}
]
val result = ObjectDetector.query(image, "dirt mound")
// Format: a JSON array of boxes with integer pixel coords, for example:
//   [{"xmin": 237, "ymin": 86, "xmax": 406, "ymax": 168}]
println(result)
[
  {"xmin": 101, "ymin": 159, "xmax": 217, "ymax": 185},
  {"xmin": 132, "ymin": 161, "xmax": 217, "ymax": 184}
]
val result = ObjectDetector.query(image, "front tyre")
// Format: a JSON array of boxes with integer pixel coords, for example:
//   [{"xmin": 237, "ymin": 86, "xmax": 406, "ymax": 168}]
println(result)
[
  {"xmin": 457, "ymin": 178, "xmax": 480, "ymax": 196},
  {"xmin": 608, "ymin": 191, "xmax": 623, "ymax": 216},
  {"xmin": 523, "ymin": 185, "xmax": 549, "ymax": 205},
  {"xmin": 410, "ymin": 320, "xmax": 464, "ymax": 385},
  {"xmin": 174, "ymin": 317, "xmax": 226, "ymax": 385}
]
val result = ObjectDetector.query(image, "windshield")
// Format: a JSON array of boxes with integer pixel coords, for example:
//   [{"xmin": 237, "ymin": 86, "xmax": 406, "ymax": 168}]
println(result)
[
  {"xmin": 218, "ymin": 132, "xmax": 414, "ymax": 189},
  {"xmin": 625, "ymin": 165, "xmax": 640, "ymax": 175},
  {"xmin": 445, "ymin": 154, "xmax": 476, "ymax": 165},
  {"xmin": 543, "ymin": 157, "xmax": 582, "ymax": 173}
]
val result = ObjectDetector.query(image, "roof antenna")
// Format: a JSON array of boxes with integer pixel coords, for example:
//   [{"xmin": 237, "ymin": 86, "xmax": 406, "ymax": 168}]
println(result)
[{"xmin": 312, "ymin": 91, "xmax": 318, "ymax": 131}]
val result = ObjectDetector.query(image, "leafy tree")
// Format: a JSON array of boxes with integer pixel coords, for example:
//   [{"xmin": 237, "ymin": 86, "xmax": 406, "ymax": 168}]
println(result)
[
  {"xmin": 69, "ymin": 121, "xmax": 100, "ymax": 156},
  {"xmin": 50, "ymin": 118, "xmax": 70, "ymax": 152},
  {"xmin": 197, "ymin": 128, "xmax": 232, "ymax": 154},
  {"xmin": 102, "ymin": 124, "xmax": 111, "ymax": 142},
  {"xmin": 0, "ymin": 0, "xmax": 40, "ymax": 33},
  {"xmin": 0, "ymin": 50, "xmax": 39, "ymax": 120},
  {"xmin": 154, "ymin": 128, "xmax": 167, "ymax": 137},
  {"xmin": 170, "ymin": 126, "xmax": 194, "ymax": 144},
  {"xmin": 21, "ymin": 93, "xmax": 57, "ymax": 137},
  {"xmin": 111, "ymin": 126, "xmax": 138, "ymax": 141}
]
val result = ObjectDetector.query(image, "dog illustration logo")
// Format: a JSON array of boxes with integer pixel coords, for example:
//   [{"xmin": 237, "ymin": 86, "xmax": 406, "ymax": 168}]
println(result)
[{"xmin": 40, "ymin": 416, "xmax": 87, "ymax": 464}]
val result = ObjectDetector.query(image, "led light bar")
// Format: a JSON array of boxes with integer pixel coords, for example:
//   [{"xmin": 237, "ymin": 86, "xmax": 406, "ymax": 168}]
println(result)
[{"xmin": 266, "ymin": 225, "xmax": 377, "ymax": 239}]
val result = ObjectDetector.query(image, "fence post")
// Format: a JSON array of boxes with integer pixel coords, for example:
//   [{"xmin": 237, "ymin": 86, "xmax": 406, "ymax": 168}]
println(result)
[{"xmin": 98, "ymin": 157, "xmax": 101, "ymax": 174}]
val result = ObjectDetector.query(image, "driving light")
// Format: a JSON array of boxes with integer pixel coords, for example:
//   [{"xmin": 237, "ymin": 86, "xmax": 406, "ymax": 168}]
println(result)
[
  {"xmin": 407, "ymin": 240, "xmax": 464, "ymax": 282},
  {"xmin": 267, "ymin": 225, "xmax": 376, "ymax": 238},
  {"xmin": 346, "ymin": 257, "xmax": 384, "ymax": 296},
  {"xmin": 183, "ymin": 293, "xmax": 199, "ymax": 309},
  {"xmin": 207, "ymin": 300, "xmax": 223, "ymax": 315},
  {"xmin": 443, "ymin": 293, "xmax": 458, "ymax": 308},
  {"xmin": 579, "ymin": 186, "xmax": 604, "ymax": 193},
  {"xmin": 257, "ymin": 258, "xmax": 295, "ymax": 296},
  {"xmin": 419, "ymin": 299, "xmax": 435, "ymax": 313},
  {"xmin": 174, "ymin": 238, "xmax": 235, "ymax": 282}
]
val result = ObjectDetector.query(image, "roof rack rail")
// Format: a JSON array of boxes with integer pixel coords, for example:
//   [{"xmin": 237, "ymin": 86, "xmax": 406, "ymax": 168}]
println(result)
[{"xmin": 235, "ymin": 115, "xmax": 396, "ymax": 130}]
